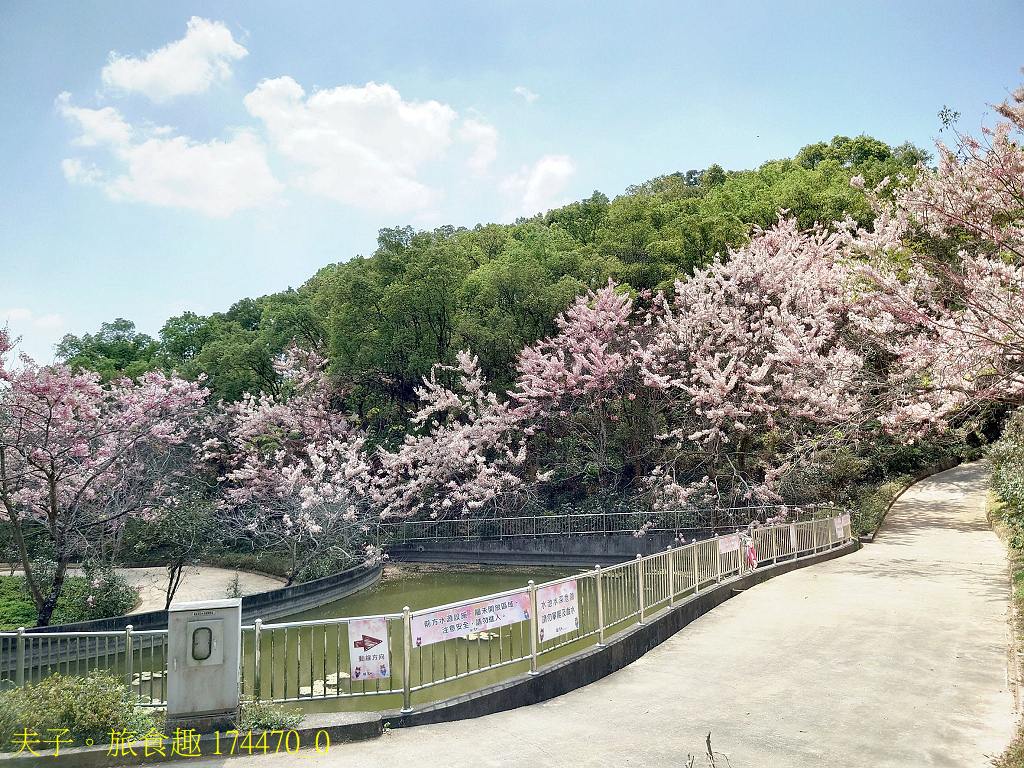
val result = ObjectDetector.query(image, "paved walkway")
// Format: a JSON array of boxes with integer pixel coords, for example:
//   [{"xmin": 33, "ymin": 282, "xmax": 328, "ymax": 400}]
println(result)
[
  {"xmin": 199, "ymin": 462, "xmax": 1017, "ymax": 767},
  {"xmin": 122, "ymin": 566, "xmax": 285, "ymax": 613},
  {"xmin": 3, "ymin": 565, "xmax": 285, "ymax": 613}
]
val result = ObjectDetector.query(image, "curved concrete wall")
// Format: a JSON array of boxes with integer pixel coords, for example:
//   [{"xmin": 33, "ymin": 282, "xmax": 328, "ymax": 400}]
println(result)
[{"xmin": 386, "ymin": 530, "xmax": 715, "ymax": 566}]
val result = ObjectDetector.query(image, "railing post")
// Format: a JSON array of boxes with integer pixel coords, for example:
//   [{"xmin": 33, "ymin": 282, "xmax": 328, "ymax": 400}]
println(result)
[
  {"xmin": 595, "ymin": 566, "xmax": 605, "ymax": 646},
  {"xmin": 16, "ymin": 627, "xmax": 25, "ymax": 688},
  {"xmin": 715, "ymin": 536, "xmax": 723, "ymax": 583},
  {"xmin": 791, "ymin": 522, "xmax": 798, "ymax": 558},
  {"xmin": 528, "ymin": 581, "xmax": 539, "ymax": 675},
  {"xmin": 124, "ymin": 625, "xmax": 134, "ymax": 690},
  {"xmin": 692, "ymin": 544, "xmax": 700, "ymax": 594},
  {"xmin": 636, "ymin": 554, "xmax": 645, "ymax": 625},
  {"xmin": 253, "ymin": 618, "xmax": 263, "ymax": 701},
  {"xmin": 667, "ymin": 547, "xmax": 676, "ymax": 607},
  {"xmin": 401, "ymin": 607, "xmax": 413, "ymax": 713}
]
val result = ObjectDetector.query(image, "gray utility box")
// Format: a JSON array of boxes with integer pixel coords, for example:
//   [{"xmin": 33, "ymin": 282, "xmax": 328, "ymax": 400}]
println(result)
[{"xmin": 167, "ymin": 598, "xmax": 241, "ymax": 722}]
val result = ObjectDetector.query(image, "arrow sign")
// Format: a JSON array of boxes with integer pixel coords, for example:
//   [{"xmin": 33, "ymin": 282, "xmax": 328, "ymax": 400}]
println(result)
[{"xmin": 353, "ymin": 634, "xmax": 381, "ymax": 650}]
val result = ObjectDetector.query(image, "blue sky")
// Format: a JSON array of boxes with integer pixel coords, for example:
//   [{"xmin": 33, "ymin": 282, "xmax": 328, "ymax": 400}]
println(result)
[{"xmin": 2, "ymin": 0, "xmax": 1022, "ymax": 363}]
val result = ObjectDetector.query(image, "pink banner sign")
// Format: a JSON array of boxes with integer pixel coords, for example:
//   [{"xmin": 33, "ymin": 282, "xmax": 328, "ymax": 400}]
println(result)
[
  {"xmin": 536, "ymin": 580, "xmax": 579, "ymax": 643},
  {"xmin": 410, "ymin": 605, "xmax": 473, "ymax": 648},
  {"xmin": 841, "ymin": 513, "xmax": 851, "ymax": 529},
  {"xmin": 834, "ymin": 517, "xmax": 844, "ymax": 537},
  {"xmin": 718, "ymin": 534, "xmax": 740, "ymax": 554},
  {"xmin": 471, "ymin": 592, "xmax": 531, "ymax": 632},
  {"xmin": 349, "ymin": 617, "xmax": 389, "ymax": 681}
]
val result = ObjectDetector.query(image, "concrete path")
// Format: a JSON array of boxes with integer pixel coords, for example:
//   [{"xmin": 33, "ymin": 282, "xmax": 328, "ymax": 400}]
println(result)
[
  {"xmin": 2, "ymin": 565, "xmax": 285, "ymax": 613},
  {"xmin": 198, "ymin": 461, "xmax": 1017, "ymax": 767},
  {"xmin": 124, "ymin": 565, "xmax": 285, "ymax": 613}
]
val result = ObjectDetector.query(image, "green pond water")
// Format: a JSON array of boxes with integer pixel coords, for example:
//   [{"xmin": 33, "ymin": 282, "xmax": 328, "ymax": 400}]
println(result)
[{"xmin": 285, "ymin": 563, "xmax": 581, "ymax": 622}]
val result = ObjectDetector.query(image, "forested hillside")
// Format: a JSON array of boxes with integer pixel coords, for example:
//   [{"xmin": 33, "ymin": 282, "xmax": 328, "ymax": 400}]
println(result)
[{"xmin": 58, "ymin": 134, "xmax": 928, "ymax": 421}]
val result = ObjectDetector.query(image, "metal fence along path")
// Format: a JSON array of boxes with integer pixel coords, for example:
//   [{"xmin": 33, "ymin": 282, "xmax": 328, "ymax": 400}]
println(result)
[{"xmin": 0, "ymin": 514, "xmax": 852, "ymax": 713}]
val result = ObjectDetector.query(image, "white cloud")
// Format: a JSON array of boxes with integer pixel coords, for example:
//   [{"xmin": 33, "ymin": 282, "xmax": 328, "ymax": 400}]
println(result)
[
  {"xmin": 244, "ymin": 77, "xmax": 457, "ymax": 212},
  {"xmin": 61, "ymin": 158, "xmax": 104, "ymax": 186},
  {"xmin": 108, "ymin": 131, "xmax": 284, "ymax": 218},
  {"xmin": 101, "ymin": 17, "xmax": 248, "ymax": 103},
  {"xmin": 33, "ymin": 314, "xmax": 65, "ymax": 330},
  {"xmin": 56, "ymin": 92, "xmax": 132, "ymax": 146},
  {"xmin": 513, "ymin": 86, "xmax": 539, "ymax": 104},
  {"xmin": 500, "ymin": 154, "xmax": 576, "ymax": 219},
  {"xmin": 0, "ymin": 310, "xmax": 68, "ymax": 365},
  {"xmin": 2, "ymin": 308, "xmax": 33, "ymax": 323},
  {"xmin": 457, "ymin": 118, "xmax": 499, "ymax": 178},
  {"xmin": 58, "ymin": 95, "xmax": 283, "ymax": 218},
  {"xmin": 1, "ymin": 308, "xmax": 67, "ymax": 332}
]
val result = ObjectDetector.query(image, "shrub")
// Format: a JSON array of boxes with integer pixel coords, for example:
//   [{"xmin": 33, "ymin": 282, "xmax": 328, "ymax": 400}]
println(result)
[
  {"xmin": 237, "ymin": 698, "xmax": 303, "ymax": 731},
  {"xmin": 0, "ymin": 671, "xmax": 155, "ymax": 751},
  {"xmin": 991, "ymin": 408, "xmax": 1024, "ymax": 547},
  {"xmin": 0, "ymin": 577, "xmax": 38, "ymax": 630},
  {"xmin": 50, "ymin": 565, "xmax": 137, "ymax": 625}
]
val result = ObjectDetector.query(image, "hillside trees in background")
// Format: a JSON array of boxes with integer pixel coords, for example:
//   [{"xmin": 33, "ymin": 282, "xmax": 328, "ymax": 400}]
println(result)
[{"xmin": 66, "ymin": 134, "xmax": 923, "ymax": 411}]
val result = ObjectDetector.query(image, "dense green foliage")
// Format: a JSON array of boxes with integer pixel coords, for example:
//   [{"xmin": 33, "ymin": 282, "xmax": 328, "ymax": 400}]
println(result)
[
  {"xmin": 991, "ymin": 409, "xmax": 1024, "ymax": 547},
  {"xmin": 0, "ymin": 672, "xmax": 155, "ymax": 751},
  {"xmin": 0, "ymin": 576, "xmax": 38, "ymax": 630},
  {"xmin": 56, "ymin": 135, "xmax": 929, "ymax": 416},
  {"xmin": 0, "ymin": 570, "xmax": 137, "ymax": 630}
]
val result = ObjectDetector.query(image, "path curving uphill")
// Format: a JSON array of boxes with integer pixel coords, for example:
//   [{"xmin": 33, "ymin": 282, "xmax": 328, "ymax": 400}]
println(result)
[{"xmin": 199, "ymin": 462, "xmax": 1017, "ymax": 767}]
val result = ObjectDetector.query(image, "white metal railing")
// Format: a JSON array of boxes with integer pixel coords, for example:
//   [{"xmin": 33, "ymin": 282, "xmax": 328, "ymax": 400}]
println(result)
[
  {"xmin": 0, "ymin": 513, "xmax": 852, "ymax": 714},
  {"xmin": 0, "ymin": 626, "xmax": 169, "ymax": 706},
  {"xmin": 243, "ymin": 513, "xmax": 853, "ymax": 711}
]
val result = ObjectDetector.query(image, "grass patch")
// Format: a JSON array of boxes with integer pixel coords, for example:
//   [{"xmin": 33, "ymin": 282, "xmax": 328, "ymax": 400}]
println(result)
[
  {"xmin": 237, "ymin": 698, "xmax": 303, "ymax": 731},
  {"xmin": 203, "ymin": 552, "xmax": 293, "ymax": 580}
]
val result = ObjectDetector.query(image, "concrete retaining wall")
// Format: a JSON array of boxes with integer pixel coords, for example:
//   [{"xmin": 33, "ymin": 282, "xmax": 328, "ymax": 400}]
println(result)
[{"xmin": 386, "ymin": 530, "xmax": 719, "ymax": 566}]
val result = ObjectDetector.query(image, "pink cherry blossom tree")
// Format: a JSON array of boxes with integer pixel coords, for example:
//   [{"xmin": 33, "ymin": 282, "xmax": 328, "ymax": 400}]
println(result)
[
  {"xmin": 209, "ymin": 347, "xmax": 375, "ymax": 583},
  {"xmin": 373, "ymin": 350, "xmax": 526, "ymax": 519},
  {"xmin": 0, "ymin": 334, "xmax": 208, "ymax": 625},
  {"xmin": 641, "ymin": 218, "xmax": 866, "ymax": 511},
  {"xmin": 848, "ymin": 69, "xmax": 1024, "ymax": 425},
  {"xmin": 512, "ymin": 282, "xmax": 661, "ymax": 491}
]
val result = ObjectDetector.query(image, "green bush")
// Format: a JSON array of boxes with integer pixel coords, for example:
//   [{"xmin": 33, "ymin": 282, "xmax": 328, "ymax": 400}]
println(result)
[
  {"xmin": 991, "ymin": 409, "xmax": 1024, "ymax": 547},
  {"xmin": 50, "ymin": 565, "xmax": 138, "ymax": 625},
  {"xmin": 204, "ymin": 551, "xmax": 292, "ymax": 579},
  {"xmin": 849, "ymin": 475, "xmax": 913, "ymax": 537},
  {"xmin": 0, "ymin": 671, "xmax": 155, "ymax": 751},
  {"xmin": 0, "ymin": 577, "xmax": 38, "ymax": 630},
  {"xmin": 0, "ymin": 567, "xmax": 138, "ymax": 630}
]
